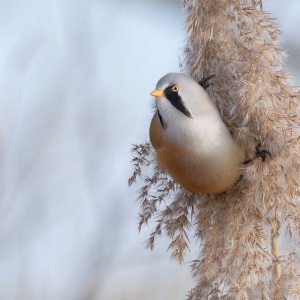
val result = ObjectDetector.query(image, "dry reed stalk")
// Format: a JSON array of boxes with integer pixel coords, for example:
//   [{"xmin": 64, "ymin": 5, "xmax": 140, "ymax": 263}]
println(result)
[{"xmin": 129, "ymin": 0, "xmax": 300, "ymax": 298}]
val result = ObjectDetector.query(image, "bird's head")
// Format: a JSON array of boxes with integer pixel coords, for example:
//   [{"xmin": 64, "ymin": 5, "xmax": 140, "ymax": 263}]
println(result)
[{"xmin": 150, "ymin": 73, "xmax": 215, "ymax": 126}]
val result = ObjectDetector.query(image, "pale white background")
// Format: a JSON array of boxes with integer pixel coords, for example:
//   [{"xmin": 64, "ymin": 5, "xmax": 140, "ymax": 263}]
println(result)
[{"xmin": 0, "ymin": 1, "xmax": 299, "ymax": 299}]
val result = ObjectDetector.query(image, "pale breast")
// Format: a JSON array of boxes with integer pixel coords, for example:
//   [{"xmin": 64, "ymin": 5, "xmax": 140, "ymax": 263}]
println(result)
[
  {"xmin": 159, "ymin": 141, "xmax": 244, "ymax": 193},
  {"xmin": 150, "ymin": 111, "xmax": 245, "ymax": 194}
]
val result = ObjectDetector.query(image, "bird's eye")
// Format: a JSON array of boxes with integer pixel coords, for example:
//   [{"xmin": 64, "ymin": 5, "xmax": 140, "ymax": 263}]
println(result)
[{"xmin": 172, "ymin": 85, "xmax": 179, "ymax": 92}]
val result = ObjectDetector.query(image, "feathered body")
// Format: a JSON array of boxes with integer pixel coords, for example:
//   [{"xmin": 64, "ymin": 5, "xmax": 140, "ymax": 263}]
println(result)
[{"xmin": 150, "ymin": 73, "xmax": 245, "ymax": 194}]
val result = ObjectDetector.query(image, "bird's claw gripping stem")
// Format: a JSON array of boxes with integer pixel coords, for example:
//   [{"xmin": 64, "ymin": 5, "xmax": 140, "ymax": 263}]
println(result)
[
  {"xmin": 198, "ymin": 75, "xmax": 215, "ymax": 90},
  {"xmin": 244, "ymin": 143, "xmax": 271, "ymax": 165}
]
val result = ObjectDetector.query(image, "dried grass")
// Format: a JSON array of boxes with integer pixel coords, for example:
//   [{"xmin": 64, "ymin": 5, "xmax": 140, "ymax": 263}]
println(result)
[{"xmin": 129, "ymin": 0, "xmax": 300, "ymax": 298}]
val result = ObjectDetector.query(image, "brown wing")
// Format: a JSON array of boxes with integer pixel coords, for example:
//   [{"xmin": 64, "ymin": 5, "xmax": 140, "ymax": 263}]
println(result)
[{"xmin": 149, "ymin": 111, "xmax": 165, "ymax": 150}]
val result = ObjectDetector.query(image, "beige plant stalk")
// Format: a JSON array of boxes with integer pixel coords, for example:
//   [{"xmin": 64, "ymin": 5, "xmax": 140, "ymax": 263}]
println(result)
[{"xmin": 129, "ymin": 0, "xmax": 300, "ymax": 298}]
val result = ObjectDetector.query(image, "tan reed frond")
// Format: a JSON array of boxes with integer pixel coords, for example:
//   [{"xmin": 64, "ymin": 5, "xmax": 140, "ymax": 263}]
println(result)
[{"xmin": 129, "ymin": 0, "xmax": 300, "ymax": 298}]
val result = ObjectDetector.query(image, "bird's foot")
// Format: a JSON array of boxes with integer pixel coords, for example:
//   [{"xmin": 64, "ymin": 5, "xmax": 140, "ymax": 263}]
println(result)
[
  {"xmin": 243, "ymin": 143, "xmax": 271, "ymax": 165},
  {"xmin": 198, "ymin": 75, "xmax": 215, "ymax": 90}
]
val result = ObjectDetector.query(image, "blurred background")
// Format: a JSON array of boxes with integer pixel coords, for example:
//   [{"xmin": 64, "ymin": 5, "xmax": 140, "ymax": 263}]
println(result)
[{"xmin": 0, "ymin": 0, "xmax": 299, "ymax": 299}]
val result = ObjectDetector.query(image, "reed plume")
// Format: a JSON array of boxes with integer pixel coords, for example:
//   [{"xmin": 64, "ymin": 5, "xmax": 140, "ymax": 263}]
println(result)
[{"xmin": 129, "ymin": 0, "xmax": 300, "ymax": 298}]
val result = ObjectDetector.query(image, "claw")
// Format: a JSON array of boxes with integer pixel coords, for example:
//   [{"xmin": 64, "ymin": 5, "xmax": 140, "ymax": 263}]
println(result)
[
  {"xmin": 243, "ymin": 143, "xmax": 271, "ymax": 165},
  {"xmin": 255, "ymin": 143, "xmax": 271, "ymax": 161},
  {"xmin": 198, "ymin": 75, "xmax": 215, "ymax": 90}
]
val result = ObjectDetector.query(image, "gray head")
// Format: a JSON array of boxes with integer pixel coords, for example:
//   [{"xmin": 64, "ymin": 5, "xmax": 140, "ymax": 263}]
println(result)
[{"xmin": 150, "ymin": 73, "xmax": 217, "ymax": 125}]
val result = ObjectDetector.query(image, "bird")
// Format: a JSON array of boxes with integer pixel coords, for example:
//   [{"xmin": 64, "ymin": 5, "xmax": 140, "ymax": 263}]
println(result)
[{"xmin": 149, "ymin": 72, "xmax": 246, "ymax": 194}]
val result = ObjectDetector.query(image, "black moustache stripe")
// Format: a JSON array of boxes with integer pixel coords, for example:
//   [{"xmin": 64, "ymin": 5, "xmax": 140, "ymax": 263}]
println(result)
[{"xmin": 164, "ymin": 86, "xmax": 192, "ymax": 119}]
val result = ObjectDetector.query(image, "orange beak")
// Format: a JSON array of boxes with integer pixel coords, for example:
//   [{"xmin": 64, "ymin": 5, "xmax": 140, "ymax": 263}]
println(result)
[{"xmin": 150, "ymin": 89, "xmax": 164, "ymax": 98}]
